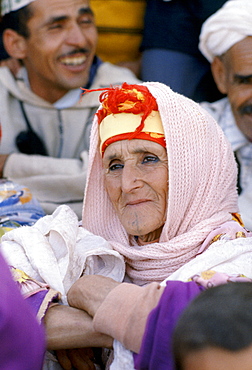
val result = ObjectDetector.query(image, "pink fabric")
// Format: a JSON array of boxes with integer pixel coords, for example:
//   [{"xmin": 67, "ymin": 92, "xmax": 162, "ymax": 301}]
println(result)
[
  {"xmin": 191, "ymin": 270, "xmax": 252, "ymax": 289},
  {"xmin": 82, "ymin": 82, "xmax": 238, "ymax": 285},
  {"xmin": 198, "ymin": 220, "xmax": 252, "ymax": 254}
]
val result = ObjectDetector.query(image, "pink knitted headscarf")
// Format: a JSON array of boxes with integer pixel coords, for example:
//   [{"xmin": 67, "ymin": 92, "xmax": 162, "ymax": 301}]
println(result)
[{"xmin": 82, "ymin": 82, "xmax": 238, "ymax": 285}]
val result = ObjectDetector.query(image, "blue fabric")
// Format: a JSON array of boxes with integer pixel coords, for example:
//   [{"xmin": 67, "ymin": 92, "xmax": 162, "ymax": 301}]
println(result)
[
  {"xmin": 0, "ymin": 179, "xmax": 45, "ymax": 228},
  {"xmin": 141, "ymin": 0, "xmax": 227, "ymax": 56},
  {"xmin": 140, "ymin": 0, "xmax": 227, "ymax": 102},
  {"xmin": 85, "ymin": 56, "xmax": 103, "ymax": 89},
  {"xmin": 141, "ymin": 49, "xmax": 209, "ymax": 98}
]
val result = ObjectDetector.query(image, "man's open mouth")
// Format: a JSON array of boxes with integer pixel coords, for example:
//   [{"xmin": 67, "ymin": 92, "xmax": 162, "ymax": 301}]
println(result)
[{"xmin": 59, "ymin": 55, "xmax": 87, "ymax": 66}]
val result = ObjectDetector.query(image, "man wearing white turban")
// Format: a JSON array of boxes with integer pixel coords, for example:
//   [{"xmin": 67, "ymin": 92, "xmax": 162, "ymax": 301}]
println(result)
[{"xmin": 199, "ymin": 0, "xmax": 252, "ymax": 231}]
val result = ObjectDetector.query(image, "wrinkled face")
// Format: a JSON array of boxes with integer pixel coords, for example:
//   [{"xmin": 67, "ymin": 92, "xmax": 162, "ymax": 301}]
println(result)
[
  {"xmin": 103, "ymin": 139, "xmax": 168, "ymax": 242},
  {"xmin": 218, "ymin": 37, "xmax": 252, "ymax": 141},
  {"xmin": 23, "ymin": 0, "xmax": 97, "ymax": 102},
  {"xmin": 183, "ymin": 346, "xmax": 252, "ymax": 370}
]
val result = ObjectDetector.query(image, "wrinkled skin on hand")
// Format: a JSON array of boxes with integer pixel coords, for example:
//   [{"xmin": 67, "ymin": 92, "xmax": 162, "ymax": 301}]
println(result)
[{"xmin": 67, "ymin": 275, "xmax": 120, "ymax": 317}]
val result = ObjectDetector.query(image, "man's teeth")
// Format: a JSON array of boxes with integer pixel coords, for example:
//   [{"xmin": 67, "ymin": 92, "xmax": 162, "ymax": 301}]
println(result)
[{"xmin": 60, "ymin": 56, "xmax": 87, "ymax": 65}]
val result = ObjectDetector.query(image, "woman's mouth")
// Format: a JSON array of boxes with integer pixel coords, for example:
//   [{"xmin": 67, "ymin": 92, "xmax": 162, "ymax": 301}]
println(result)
[{"xmin": 126, "ymin": 199, "xmax": 150, "ymax": 206}]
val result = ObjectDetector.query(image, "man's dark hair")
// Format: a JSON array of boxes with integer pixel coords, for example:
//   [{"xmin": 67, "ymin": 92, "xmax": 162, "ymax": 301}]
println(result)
[
  {"xmin": 173, "ymin": 282, "xmax": 252, "ymax": 370},
  {"xmin": 0, "ymin": 5, "xmax": 33, "ymax": 38}
]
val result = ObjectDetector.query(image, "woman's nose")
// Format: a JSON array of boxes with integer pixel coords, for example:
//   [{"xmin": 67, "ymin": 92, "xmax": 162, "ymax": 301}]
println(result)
[{"xmin": 121, "ymin": 163, "xmax": 142, "ymax": 193}]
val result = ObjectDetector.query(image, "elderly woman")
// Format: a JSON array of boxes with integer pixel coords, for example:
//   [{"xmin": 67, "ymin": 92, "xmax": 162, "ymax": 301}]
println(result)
[
  {"xmin": 1, "ymin": 82, "xmax": 252, "ymax": 369},
  {"xmin": 80, "ymin": 81, "xmax": 243, "ymax": 282},
  {"xmin": 66, "ymin": 82, "xmax": 252, "ymax": 369}
]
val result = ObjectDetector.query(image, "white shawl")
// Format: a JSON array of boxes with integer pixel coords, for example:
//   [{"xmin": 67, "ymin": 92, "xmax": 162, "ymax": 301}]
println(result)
[{"xmin": 0, "ymin": 205, "xmax": 125, "ymax": 304}]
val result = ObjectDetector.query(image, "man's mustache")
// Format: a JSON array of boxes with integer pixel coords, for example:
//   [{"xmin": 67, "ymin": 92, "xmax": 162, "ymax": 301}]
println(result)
[{"xmin": 239, "ymin": 104, "xmax": 252, "ymax": 115}]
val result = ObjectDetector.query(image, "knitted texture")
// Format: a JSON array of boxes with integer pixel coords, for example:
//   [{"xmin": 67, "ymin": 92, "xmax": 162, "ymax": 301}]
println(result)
[{"xmin": 82, "ymin": 82, "xmax": 238, "ymax": 285}]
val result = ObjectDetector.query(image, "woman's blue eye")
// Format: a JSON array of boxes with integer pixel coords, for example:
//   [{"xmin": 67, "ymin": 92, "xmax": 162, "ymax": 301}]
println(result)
[
  {"xmin": 142, "ymin": 155, "xmax": 159, "ymax": 163},
  {"xmin": 109, "ymin": 163, "xmax": 124, "ymax": 171}
]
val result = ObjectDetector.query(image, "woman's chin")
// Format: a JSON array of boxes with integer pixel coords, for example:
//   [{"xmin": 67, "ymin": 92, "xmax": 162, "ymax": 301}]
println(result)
[{"xmin": 124, "ymin": 223, "xmax": 164, "ymax": 244}]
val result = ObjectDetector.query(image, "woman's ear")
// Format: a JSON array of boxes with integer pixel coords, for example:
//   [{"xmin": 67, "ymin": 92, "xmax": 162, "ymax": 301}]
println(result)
[
  {"xmin": 3, "ymin": 29, "xmax": 28, "ymax": 59},
  {"xmin": 211, "ymin": 56, "xmax": 228, "ymax": 95}
]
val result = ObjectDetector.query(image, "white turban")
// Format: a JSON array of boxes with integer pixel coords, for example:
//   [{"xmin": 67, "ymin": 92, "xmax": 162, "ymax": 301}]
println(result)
[
  {"xmin": 199, "ymin": 0, "xmax": 252, "ymax": 62},
  {"xmin": 1, "ymin": 0, "xmax": 36, "ymax": 16}
]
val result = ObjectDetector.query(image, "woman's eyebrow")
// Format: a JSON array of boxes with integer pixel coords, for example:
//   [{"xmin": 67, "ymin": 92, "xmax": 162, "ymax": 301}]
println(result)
[
  {"xmin": 133, "ymin": 148, "xmax": 148, "ymax": 154},
  {"xmin": 104, "ymin": 154, "xmax": 119, "ymax": 161}
]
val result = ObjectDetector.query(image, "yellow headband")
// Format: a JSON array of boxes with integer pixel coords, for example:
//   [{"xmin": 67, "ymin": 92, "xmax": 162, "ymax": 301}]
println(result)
[{"xmin": 99, "ymin": 111, "xmax": 165, "ymax": 153}]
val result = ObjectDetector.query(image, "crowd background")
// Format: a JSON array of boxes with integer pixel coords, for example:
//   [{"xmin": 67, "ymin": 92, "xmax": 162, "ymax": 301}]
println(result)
[{"xmin": 1, "ymin": 1, "xmax": 252, "ymax": 370}]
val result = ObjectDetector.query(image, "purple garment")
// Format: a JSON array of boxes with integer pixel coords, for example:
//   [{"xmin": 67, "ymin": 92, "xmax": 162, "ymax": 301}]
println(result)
[
  {"xmin": 0, "ymin": 252, "xmax": 46, "ymax": 370},
  {"xmin": 26, "ymin": 289, "xmax": 59, "ymax": 319},
  {"xmin": 134, "ymin": 280, "xmax": 204, "ymax": 370}
]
